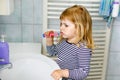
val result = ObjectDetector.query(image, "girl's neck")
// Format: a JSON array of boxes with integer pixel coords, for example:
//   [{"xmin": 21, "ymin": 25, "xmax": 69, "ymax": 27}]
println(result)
[
  {"xmin": 66, "ymin": 39, "xmax": 81, "ymax": 47},
  {"xmin": 67, "ymin": 38, "xmax": 80, "ymax": 44}
]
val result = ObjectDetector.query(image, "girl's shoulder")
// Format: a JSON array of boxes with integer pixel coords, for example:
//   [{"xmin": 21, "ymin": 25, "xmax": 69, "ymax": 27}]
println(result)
[{"xmin": 79, "ymin": 42, "xmax": 92, "ymax": 52}]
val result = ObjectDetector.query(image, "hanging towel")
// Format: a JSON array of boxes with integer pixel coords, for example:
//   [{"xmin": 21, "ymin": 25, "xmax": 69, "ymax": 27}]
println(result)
[{"xmin": 99, "ymin": 0, "xmax": 114, "ymax": 27}]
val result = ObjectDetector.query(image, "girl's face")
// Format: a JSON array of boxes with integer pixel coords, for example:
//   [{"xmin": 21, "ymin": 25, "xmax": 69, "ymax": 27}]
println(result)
[{"xmin": 60, "ymin": 19, "xmax": 77, "ymax": 43}]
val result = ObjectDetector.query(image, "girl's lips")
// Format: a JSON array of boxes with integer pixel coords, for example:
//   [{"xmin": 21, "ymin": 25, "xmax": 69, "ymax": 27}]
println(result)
[{"xmin": 60, "ymin": 32, "xmax": 63, "ymax": 35}]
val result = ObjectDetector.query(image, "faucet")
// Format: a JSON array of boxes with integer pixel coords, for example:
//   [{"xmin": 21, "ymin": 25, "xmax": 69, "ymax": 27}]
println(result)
[{"xmin": 0, "ymin": 63, "xmax": 12, "ymax": 71}]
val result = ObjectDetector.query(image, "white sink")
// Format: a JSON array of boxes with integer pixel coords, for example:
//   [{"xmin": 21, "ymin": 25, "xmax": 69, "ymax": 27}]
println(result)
[{"xmin": 0, "ymin": 53, "xmax": 60, "ymax": 80}]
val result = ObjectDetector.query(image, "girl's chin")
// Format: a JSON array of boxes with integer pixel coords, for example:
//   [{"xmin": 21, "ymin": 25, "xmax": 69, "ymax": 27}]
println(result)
[{"xmin": 62, "ymin": 35, "xmax": 67, "ymax": 38}]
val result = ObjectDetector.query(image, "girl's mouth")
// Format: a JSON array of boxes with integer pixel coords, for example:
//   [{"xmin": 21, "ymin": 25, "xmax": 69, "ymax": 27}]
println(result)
[{"xmin": 60, "ymin": 32, "xmax": 64, "ymax": 35}]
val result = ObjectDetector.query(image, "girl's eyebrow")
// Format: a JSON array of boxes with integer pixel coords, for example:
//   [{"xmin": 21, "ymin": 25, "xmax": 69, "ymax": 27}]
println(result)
[
  {"xmin": 63, "ymin": 23, "xmax": 68, "ymax": 25},
  {"xmin": 61, "ymin": 22, "xmax": 68, "ymax": 24}
]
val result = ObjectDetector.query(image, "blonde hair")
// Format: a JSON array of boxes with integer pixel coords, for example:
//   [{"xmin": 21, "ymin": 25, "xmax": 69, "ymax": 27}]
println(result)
[{"xmin": 59, "ymin": 5, "xmax": 94, "ymax": 49}]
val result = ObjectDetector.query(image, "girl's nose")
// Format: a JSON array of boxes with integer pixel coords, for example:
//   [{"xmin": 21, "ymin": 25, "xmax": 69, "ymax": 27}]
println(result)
[{"xmin": 60, "ymin": 25, "xmax": 64, "ymax": 30}]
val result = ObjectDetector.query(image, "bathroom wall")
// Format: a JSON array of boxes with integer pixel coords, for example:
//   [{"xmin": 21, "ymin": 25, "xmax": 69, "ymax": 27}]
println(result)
[
  {"xmin": 106, "ymin": 17, "xmax": 120, "ymax": 80},
  {"xmin": 0, "ymin": 0, "xmax": 43, "ymax": 43},
  {"xmin": 0, "ymin": 0, "xmax": 120, "ymax": 80}
]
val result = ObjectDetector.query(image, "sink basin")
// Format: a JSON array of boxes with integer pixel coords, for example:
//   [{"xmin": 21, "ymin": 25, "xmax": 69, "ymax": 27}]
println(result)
[{"xmin": 0, "ymin": 53, "xmax": 60, "ymax": 80}]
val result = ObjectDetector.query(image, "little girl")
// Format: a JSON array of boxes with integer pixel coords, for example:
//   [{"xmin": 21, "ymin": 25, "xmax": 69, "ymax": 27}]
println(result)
[{"xmin": 45, "ymin": 5, "xmax": 94, "ymax": 80}]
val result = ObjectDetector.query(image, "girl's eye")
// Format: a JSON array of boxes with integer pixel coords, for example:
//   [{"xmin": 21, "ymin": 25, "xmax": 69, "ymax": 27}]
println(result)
[
  {"xmin": 60, "ymin": 23, "xmax": 69, "ymax": 27},
  {"xmin": 65, "ymin": 24, "xmax": 69, "ymax": 27}
]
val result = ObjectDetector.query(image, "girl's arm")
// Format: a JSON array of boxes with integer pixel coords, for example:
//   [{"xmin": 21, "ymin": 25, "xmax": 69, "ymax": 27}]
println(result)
[
  {"xmin": 45, "ymin": 31, "xmax": 58, "ymax": 56},
  {"xmin": 68, "ymin": 48, "xmax": 91, "ymax": 80},
  {"xmin": 47, "ymin": 44, "xmax": 58, "ymax": 56}
]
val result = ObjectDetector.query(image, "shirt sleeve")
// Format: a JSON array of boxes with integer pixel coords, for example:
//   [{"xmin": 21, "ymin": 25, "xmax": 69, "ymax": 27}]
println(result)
[
  {"xmin": 69, "ymin": 48, "xmax": 92, "ymax": 80},
  {"xmin": 46, "ymin": 44, "xmax": 58, "ymax": 56}
]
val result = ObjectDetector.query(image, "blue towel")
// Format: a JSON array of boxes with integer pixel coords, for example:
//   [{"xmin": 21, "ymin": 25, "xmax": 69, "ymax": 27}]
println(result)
[
  {"xmin": 99, "ymin": 0, "xmax": 113, "ymax": 16},
  {"xmin": 99, "ymin": 0, "xmax": 114, "ymax": 27}
]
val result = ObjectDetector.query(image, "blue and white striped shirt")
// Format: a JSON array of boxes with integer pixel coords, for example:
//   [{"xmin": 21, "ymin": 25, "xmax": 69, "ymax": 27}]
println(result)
[{"xmin": 47, "ymin": 40, "xmax": 92, "ymax": 80}]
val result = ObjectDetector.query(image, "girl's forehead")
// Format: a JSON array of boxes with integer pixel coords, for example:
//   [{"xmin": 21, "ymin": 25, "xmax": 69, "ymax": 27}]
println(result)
[{"xmin": 60, "ymin": 19, "xmax": 73, "ymax": 23}]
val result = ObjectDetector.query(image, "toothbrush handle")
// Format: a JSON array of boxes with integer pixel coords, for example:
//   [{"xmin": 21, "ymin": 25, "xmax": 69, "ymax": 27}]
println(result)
[{"xmin": 43, "ymin": 32, "xmax": 59, "ymax": 37}]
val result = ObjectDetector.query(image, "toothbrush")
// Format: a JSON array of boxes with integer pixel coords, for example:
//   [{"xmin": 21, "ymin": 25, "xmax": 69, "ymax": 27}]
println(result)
[{"xmin": 43, "ymin": 31, "xmax": 60, "ymax": 37}]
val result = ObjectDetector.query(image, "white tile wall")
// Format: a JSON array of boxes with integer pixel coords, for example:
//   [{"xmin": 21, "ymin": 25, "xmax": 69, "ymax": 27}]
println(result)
[{"xmin": 107, "ymin": 17, "xmax": 120, "ymax": 80}]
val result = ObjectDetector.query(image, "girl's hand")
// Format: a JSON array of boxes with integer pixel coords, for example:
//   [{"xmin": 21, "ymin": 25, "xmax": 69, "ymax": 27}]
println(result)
[
  {"xmin": 51, "ymin": 69, "xmax": 69, "ymax": 80},
  {"xmin": 44, "ymin": 31, "xmax": 54, "ymax": 38},
  {"xmin": 51, "ymin": 69, "xmax": 62, "ymax": 80},
  {"xmin": 44, "ymin": 31, "xmax": 54, "ymax": 46}
]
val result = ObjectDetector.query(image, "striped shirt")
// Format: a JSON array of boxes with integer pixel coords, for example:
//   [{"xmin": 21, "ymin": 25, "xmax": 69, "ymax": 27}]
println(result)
[{"xmin": 47, "ymin": 40, "xmax": 92, "ymax": 80}]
